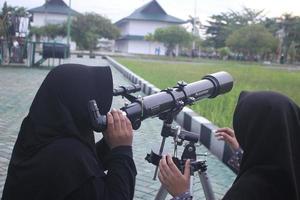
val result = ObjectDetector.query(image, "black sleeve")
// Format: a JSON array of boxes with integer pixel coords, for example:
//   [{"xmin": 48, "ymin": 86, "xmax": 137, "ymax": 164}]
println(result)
[
  {"xmin": 66, "ymin": 146, "xmax": 137, "ymax": 200},
  {"xmin": 227, "ymin": 148, "xmax": 243, "ymax": 172},
  {"xmin": 95, "ymin": 138, "xmax": 110, "ymax": 169}
]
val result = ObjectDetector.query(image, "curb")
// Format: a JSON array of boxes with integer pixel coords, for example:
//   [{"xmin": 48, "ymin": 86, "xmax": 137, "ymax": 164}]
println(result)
[{"xmin": 105, "ymin": 56, "xmax": 237, "ymax": 173}]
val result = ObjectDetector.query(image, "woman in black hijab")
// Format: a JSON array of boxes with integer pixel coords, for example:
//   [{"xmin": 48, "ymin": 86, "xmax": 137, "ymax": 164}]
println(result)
[
  {"xmin": 158, "ymin": 91, "xmax": 300, "ymax": 200},
  {"xmin": 2, "ymin": 64, "xmax": 137, "ymax": 200}
]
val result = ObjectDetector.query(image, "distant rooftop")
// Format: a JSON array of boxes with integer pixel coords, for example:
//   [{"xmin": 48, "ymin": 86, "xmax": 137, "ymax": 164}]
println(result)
[
  {"xmin": 115, "ymin": 0, "xmax": 186, "ymax": 26},
  {"xmin": 28, "ymin": 0, "xmax": 79, "ymax": 16}
]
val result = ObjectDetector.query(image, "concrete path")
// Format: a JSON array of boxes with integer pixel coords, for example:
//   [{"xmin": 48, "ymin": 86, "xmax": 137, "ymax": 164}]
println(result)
[{"xmin": 0, "ymin": 56, "xmax": 236, "ymax": 199}]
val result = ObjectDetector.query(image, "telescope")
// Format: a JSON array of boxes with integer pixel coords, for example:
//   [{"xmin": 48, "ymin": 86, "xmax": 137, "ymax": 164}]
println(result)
[{"xmin": 89, "ymin": 71, "xmax": 233, "ymax": 131}]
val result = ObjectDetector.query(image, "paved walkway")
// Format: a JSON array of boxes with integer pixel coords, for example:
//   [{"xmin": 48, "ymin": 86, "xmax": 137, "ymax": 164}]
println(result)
[{"xmin": 0, "ymin": 56, "xmax": 236, "ymax": 199}]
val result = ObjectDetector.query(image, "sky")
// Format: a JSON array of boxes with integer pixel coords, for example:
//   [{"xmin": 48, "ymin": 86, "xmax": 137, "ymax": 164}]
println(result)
[{"xmin": 4, "ymin": 0, "xmax": 300, "ymax": 24}]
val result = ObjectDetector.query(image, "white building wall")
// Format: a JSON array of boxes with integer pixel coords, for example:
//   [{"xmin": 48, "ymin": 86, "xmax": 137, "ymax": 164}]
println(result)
[
  {"xmin": 128, "ymin": 20, "xmax": 172, "ymax": 36},
  {"xmin": 115, "ymin": 40, "xmax": 128, "ymax": 53},
  {"xmin": 32, "ymin": 13, "xmax": 68, "ymax": 27},
  {"xmin": 127, "ymin": 40, "xmax": 147, "ymax": 54},
  {"xmin": 128, "ymin": 40, "xmax": 166, "ymax": 55},
  {"xmin": 118, "ymin": 22, "xmax": 130, "ymax": 36},
  {"xmin": 116, "ymin": 20, "xmax": 179, "ymax": 55}
]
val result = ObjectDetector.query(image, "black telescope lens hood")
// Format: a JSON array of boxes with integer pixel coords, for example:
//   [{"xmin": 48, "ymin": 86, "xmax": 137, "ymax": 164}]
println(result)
[{"xmin": 202, "ymin": 71, "xmax": 233, "ymax": 98}]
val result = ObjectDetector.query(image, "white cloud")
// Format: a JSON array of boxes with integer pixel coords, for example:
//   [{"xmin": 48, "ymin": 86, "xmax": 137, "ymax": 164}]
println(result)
[{"xmin": 5, "ymin": 0, "xmax": 300, "ymax": 23}]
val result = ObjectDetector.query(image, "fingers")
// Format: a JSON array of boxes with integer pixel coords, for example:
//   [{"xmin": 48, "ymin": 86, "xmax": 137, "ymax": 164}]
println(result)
[
  {"xmin": 110, "ymin": 109, "xmax": 129, "ymax": 131},
  {"xmin": 215, "ymin": 127, "xmax": 235, "ymax": 142},
  {"xmin": 215, "ymin": 132, "xmax": 224, "ymax": 140},
  {"xmin": 216, "ymin": 127, "xmax": 235, "ymax": 137},
  {"xmin": 158, "ymin": 170, "xmax": 165, "ymax": 184},
  {"xmin": 118, "ymin": 110, "xmax": 127, "ymax": 130},
  {"xmin": 166, "ymin": 155, "xmax": 181, "ymax": 176},
  {"xmin": 110, "ymin": 109, "xmax": 120, "ymax": 131},
  {"xmin": 106, "ymin": 112, "xmax": 114, "ymax": 130},
  {"xmin": 159, "ymin": 155, "xmax": 170, "ymax": 176},
  {"xmin": 215, "ymin": 131, "xmax": 233, "ymax": 142},
  {"xmin": 159, "ymin": 155, "xmax": 190, "ymax": 197},
  {"xmin": 104, "ymin": 109, "xmax": 133, "ymax": 148},
  {"xmin": 215, "ymin": 128, "xmax": 239, "ymax": 150},
  {"xmin": 125, "ymin": 116, "xmax": 132, "ymax": 131},
  {"xmin": 158, "ymin": 164, "xmax": 169, "ymax": 187},
  {"xmin": 184, "ymin": 159, "xmax": 190, "ymax": 178}
]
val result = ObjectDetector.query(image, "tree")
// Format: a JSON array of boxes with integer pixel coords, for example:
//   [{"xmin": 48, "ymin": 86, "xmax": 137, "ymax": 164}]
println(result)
[
  {"xmin": 30, "ymin": 23, "xmax": 67, "ymax": 39},
  {"xmin": 261, "ymin": 17, "xmax": 280, "ymax": 35},
  {"xmin": 205, "ymin": 7, "xmax": 265, "ymax": 48},
  {"xmin": 204, "ymin": 13, "xmax": 232, "ymax": 48},
  {"xmin": 144, "ymin": 33, "xmax": 154, "ymax": 42},
  {"xmin": 1, "ymin": 2, "xmax": 10, "ymax": 39},
  {"xmin": 217, "ymin": 47, "xmax": 231, "ymax": 60},
  {"xmin": 226, "ymin": 24, "xmax": 278, "ymax": 60},
  {"xmin": 296, "ymin": 44, "xmax": 300, "ymax": 62},
  {"xmin": 288, "ymin": 42, "xmax": 297, "ymax": 63},
  {"xmin": 71, "ymin": 13, "xmax": 120, "ymax": 53},
  {"xmin": 144, "ymin": 33, "xmax": 156, "ymax": 54},
  {"xmin": 277, "ymin": 14, "xmax": 300, "ymax": 63},
  {"xmin": 153, "ymin": 25, "xmax": 192, "ymax": 56},
  {"xmin": 0, "ymin": 18, "xmax": 4, "ymax": 38},
  {"xmin": 1, "ymin": 2, "xmax": 28, "ymax": 38},
  {"xmin": 229, "ymin": 7, "xmax": 265, "ymax": 25},
  {"xmin": 0, "ymin": 2, "xmax": 28, "ymax": 63},
  {"xmin": 193, "ymin": 35, "xmax": 203, "ymax": 50},
  {"xmin": 1, "ymin": 2, "xmax": 28, "ymax": 32}
]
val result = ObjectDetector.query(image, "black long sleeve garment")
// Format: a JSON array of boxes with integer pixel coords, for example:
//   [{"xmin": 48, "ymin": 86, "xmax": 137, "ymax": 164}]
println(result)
[
  {"xmin": 65, "ymin": 139, "xmax": 137, "ymax": 200},
  {"xmin": 3, "ymin": 137, "xmax": 136, "ymax": 200},
  {"xmin": 223, "ymin": 91, "xmax": 300, "ymax": 200},
  {"xmin": 2, "ymin": 64, "xmax": 136, "ymax": 200}
]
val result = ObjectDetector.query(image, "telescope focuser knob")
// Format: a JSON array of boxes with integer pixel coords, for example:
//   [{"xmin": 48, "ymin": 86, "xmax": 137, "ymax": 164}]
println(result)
[
  {"xmin": 177, "ymin": 81, "xmax": 187, "ymax": 88},
  {"xmin": 166, "ymin": 87, "xmax": 173, "ymax": 92}
]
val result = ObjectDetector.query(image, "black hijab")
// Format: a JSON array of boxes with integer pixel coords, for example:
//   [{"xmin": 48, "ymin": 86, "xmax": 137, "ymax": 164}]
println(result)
[
  {"xmin": 2, "ymin": 64, "xmax": 113, "ymax": 200},
  {"xmin": 223, "ymin": 91, "xmax": 300, "ymax": 200}
]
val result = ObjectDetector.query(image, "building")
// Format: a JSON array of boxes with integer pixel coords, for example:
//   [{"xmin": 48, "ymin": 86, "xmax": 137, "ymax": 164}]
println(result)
[
  {"xmin": 28, "ymin": 0, "xmax": 79, "ymax": 50},
  {"xmin": 28, "ymin": 0, "xmax": 78, "ymax": 27},
  {"xmin": 114, "ymin": 0, "xmax": 186, "ymax": 55}
]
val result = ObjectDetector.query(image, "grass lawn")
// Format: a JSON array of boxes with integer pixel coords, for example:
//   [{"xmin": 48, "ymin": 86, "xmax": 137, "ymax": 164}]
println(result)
[{"xmin": 115, "ymin": 57, "xmax": 300, "ymax": 127}]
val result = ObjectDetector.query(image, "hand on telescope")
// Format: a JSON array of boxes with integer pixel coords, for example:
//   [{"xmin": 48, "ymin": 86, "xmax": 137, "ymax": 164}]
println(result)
[
  {"xmin": 103, "ymin": 108, "xmax": 133, "ymax": 149},
  {"xmin": 215, "ymin": 127, "xmax": 239, "ymax": 151},
  {"xmin": 158, "ymin": 155, "xmax": 190, "ymax": 197}
]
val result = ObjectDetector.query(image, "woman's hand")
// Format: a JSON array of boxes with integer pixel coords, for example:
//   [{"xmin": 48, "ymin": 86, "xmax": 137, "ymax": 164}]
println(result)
[
  {"xmin": 215, "ymin": 127, "xmax": 239, "ymax": 151},
  {"xmin": 103, "ymin": 108, "xmax": 133, "ymax": 149},
  {"xmin": 158, "ymin": 155, "xmax": 190, "ymax": 197}
]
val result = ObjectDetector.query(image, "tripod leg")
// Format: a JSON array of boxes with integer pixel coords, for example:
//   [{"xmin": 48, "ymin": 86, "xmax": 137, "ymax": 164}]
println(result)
[
  {"xmin": 198, "ymin": 171, "xmax": 215, "ymax": 200},
  {"xmin": 155, "ymin": 185, "xmax": 168, "ymax": 200}
]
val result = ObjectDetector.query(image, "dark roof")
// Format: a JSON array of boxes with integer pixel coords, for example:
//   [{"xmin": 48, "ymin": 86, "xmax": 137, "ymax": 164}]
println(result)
[
  {"xmin": 28, "ymin": 0, "xmax": 79, "ymax": 16},
  {"xmin": 115, "ymin": 0, "xmax": 186, "ymax": 26}
]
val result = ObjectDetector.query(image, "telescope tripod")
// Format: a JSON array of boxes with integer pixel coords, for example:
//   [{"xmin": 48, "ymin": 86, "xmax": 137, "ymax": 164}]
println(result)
[{"xmin": 146, "ymin": 116, "xmax": 215, "ymax": 200}]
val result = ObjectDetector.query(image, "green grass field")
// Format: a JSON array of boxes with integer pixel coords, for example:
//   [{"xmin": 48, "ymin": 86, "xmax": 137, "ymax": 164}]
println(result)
[{"xmin": 115, "ymin": 57, "xmax": 300, "ymax": 127}]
